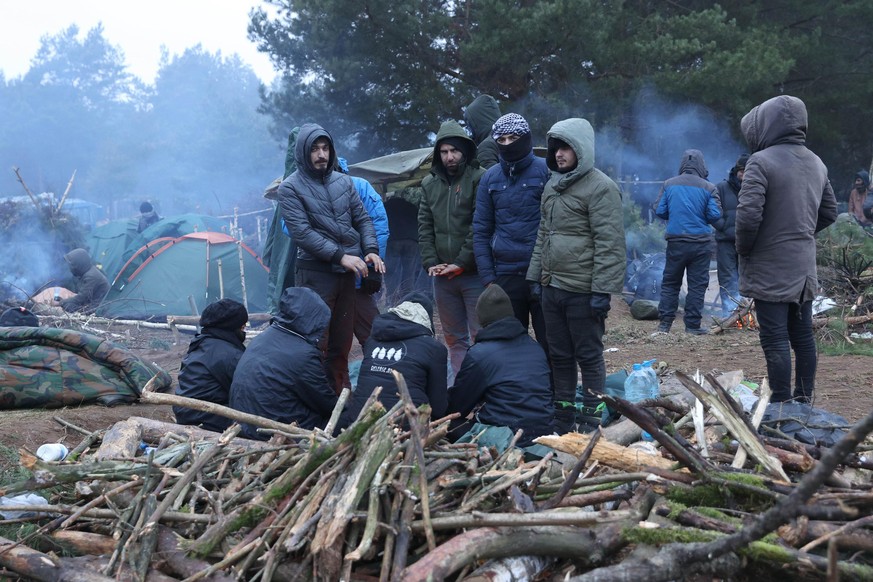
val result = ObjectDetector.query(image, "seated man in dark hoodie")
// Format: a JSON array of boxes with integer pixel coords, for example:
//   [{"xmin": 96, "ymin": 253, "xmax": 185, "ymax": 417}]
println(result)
[
  {"xmin": 173, "ymin": 299, "xmax": 248, "ymax": 432},
  {"xmin": 338, "ymin": 292, "xmax": 448, "ymax": 429},
  {"xmin": 447, "ymin": 284, "xmax": 554, "ymax": 448},
  {"xmin": 229, "ymin": 287, "xmax": 338, "ymax": 440},
  {"xmin": 55, "ymin": 248, "xmax": 110, "ymax": 313}
]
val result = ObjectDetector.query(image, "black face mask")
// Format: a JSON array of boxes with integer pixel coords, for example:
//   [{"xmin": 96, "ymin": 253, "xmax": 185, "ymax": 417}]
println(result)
[
  {"xmin": 497, "ymin": 133, "xmax": 532, "ymax": 164},
  {"xmin": 236, "ymin": 329, "xmax": 247, "ymax": 344}
]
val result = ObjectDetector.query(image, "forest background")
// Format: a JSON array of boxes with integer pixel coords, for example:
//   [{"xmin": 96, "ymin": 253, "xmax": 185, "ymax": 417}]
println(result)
[{"xmin": 1, "ymin": 0, "xmax": 871, "ymax": 222}]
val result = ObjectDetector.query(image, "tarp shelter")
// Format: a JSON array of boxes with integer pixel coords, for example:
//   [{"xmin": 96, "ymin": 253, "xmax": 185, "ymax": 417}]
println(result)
[
  {"xmin": 348, "ymin": 147, "xmax": 433, "ymax": 195},
  {"xmin": 97, "ymin": 232, "xmax": 269, "ymax": 320},
  {"xmin": 0, "ymin": 327, "xmax": 171, "ymax": 409}
]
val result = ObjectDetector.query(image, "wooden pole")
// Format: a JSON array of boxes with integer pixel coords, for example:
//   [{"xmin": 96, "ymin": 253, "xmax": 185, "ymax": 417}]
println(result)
[
  {"xmin": 218, "ymin": 258, "xmax": 225, "ymax": 299},
  {"xmin": 56, "ymin": 169, "xmax": 77, "ymax": 213},
  {"xmin": 11, "ymin": 166, "xmax": 46, "ymax": 215},
  {"xmin": 205, "ymin": 239, "xmax": 211, "ymax": 301},
  {"xmin": 237, "ymin": 238, "xmax": 249, "ymax": 310}
]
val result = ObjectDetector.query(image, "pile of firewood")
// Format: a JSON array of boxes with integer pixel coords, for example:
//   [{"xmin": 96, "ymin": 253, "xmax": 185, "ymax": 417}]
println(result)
[{"xmin": 1, "ymin": 372, "xmax": 873, "ymax": 581}]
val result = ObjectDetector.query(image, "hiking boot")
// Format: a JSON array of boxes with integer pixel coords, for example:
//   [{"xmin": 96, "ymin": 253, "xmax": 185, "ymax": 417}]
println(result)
[
  {"xmin": 576, "ymin": 405, "xmax": 604, "ymax": 434},
  {"xmin": 553, "ymin": 408, "xmax": 577, "ymax": 434},
  {"xmin": 656, "ymin": 322, "xmax": 671, "ymax": 334},
  {"xmin": 685, "ymin": 327, "xmax": 709, "ymax": 336}
]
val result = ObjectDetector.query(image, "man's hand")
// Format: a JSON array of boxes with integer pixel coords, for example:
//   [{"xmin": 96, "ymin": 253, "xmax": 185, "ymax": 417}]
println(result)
[
  {"xmin": 528, "ymin": 281, "xmax": 542, "ymax": 302},
  {"xmin": 590, "ymin": 292, "xmax": 611, "ymax": 320},
  {"xmin": 364, "ymin": 253, "xmax": 385, "ymax": 274},
  {"xmin": 340, "ymin": 254, "xmax": 369, "ymax": 277},
  {"xmin": 439, "ymin": 264, "xmax": 464, "ymax": 280},
  {"xmin": 428, "ymin": 264, "xmax": 447, "ymax": 276}
]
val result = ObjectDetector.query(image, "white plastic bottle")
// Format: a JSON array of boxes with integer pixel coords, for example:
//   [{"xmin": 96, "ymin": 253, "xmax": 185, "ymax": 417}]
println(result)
[
  {"xmin": 642, "ymin": 360, "xmax": 660, "ymax": 399},
  {"xmin": 624, "ymin": 363, "xmax": 650, "ymax": 403}
]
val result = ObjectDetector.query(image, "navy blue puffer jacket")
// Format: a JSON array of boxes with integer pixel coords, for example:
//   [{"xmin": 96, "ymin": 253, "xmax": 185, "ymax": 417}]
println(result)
[{"xmin": 473, "ymin": 152, "xmax": 549, "ymax": 285}]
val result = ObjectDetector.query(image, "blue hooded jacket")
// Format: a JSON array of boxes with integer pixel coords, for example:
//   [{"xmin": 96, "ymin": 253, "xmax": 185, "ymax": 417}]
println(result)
[{"xmin": 655, "ymin": 149, "xmax": 722, "ymax": 242}]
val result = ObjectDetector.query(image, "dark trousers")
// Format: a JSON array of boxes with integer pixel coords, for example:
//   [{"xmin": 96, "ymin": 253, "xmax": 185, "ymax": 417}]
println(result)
[
  {"xmin": 384, "ymin": 239, "xmax": 431, "ymax": 307},
  {"xmin": 494, "ymin": 274, "xmax": 548, "ymax": 354},
  {"xmin": 542, "ymin": 286, "xmax": 606, "ymax": 414},
  {"xmin": 716, "ymin": 240, "xmax": 740, "ymax": 316},
  {"xmin": 296, "ymin": 268, "xmax": 357, "ymax": 394},
  {"xmin": 354, "ymin": 287, "xmax": 380, "ymax": 347},
  {"xmin": 754, "ymin": 299, "xmax": 816, "ymax": 402},
  {"xmin": 658, "ymin": 240, "xmax": 711, "ymax": 330}
]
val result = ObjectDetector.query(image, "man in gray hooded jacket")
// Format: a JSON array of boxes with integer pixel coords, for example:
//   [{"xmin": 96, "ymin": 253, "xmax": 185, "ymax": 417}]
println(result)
[
  {"xmin": 736, "ymin": 95, "xmax": 837, "ymax": 403},
  {"xmin": 278, "ymin": 123, "xmax": 385, "ymax": 393}
]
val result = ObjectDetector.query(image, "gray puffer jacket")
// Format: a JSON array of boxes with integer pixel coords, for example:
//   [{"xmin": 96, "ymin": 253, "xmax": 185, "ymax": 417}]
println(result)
[
  {"xmin": 736, "ymin": 95, "xmax": 837, "ymax": 303},
  {"xmin": 278, "ymin": 124, "xmax": 378, "ymax": 273}
]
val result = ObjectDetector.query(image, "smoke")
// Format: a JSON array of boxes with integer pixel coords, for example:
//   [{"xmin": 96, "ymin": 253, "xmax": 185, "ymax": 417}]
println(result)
[
  {"xmin": 0, "ymin": 200, "xmax": 75, "ymax": 305},
  {"xmin": 598, "ymin": 87, "xmax": 746, "ymax": 205}
]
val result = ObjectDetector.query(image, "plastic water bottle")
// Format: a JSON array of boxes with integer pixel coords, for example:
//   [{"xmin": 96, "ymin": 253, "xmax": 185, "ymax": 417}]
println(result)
[
  {"xmin": 641, "ymin": 360, "xmax": 660, "ymax": 399},
  {"xmin": 624, "ymin": 363, "xmax": 650, "ymax": 403}
]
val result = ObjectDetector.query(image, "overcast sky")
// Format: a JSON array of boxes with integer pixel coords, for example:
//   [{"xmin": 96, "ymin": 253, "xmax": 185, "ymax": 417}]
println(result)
[{"xmin": 0, "ymin": 0, "xmax": 277, "ymax": 84}]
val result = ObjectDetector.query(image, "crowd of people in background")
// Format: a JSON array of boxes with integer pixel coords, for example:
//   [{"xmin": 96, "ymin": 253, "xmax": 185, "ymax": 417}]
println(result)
[{"xmin": 3, "ymin": 93, "xmax": 845, "ymax": 449}]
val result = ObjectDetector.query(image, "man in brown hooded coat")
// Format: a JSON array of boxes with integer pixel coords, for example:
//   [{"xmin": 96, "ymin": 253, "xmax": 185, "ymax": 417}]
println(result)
[{"xmin": 736, "ymin": 95, "xmax": 837, "ymax": 403}]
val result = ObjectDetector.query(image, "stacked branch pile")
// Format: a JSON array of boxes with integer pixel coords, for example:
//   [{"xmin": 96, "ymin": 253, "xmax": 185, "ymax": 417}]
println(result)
[{"xmin": 2, "ymin": 371, "xmax": 873, "ymax": 581}]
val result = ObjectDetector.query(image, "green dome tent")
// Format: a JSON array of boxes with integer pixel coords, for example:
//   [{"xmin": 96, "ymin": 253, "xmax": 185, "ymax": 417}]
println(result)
[
  {"xmin": 97, "ymin": 231, "xmax": 269, "ymax": 320},
  {"xmin": 86, "ymin": 214, "xmax": 232, "ymax": 283},
  {"xmin": 86, "ymin": 219, "xmax": 139, "ymax": 282}
]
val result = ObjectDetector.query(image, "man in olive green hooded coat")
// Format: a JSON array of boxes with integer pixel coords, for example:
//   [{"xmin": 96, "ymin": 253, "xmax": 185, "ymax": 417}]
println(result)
[
  {"xmin": 527, "ymin": 118, "xmax": 626, "ymax": 434},
  {"xmin": 418, "ymin": 120, "xmax": 486, "ymax": 376}
]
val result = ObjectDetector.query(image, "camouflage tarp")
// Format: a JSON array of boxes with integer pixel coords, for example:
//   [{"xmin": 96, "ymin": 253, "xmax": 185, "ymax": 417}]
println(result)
[{"xmin": 0, "ymin": 327, "xmax": 171, "ymax": 409}]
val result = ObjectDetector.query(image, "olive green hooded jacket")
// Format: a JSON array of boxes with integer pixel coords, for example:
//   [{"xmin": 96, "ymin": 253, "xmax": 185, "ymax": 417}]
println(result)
[
  {"xmin": 526, "ymin": 118, "xmax": 626, "ymax": 294},
  {"xmin": 418, "ymin": 120, "xmax": 485, "ymax": 271}
]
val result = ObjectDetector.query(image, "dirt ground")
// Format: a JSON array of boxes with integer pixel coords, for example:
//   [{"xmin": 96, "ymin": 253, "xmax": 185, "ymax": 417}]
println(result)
[{"xmin": 1, "ymin": 298, "xmax": 871, "ymax": 468}]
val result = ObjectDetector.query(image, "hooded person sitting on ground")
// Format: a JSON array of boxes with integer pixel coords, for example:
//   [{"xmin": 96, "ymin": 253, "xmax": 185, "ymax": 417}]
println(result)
[
  {"xmin": 173, "ymin": 299, "xmax": 248, "ymax": 432},
  {"xmin": 229, "ymin": 287, "xmax": 338, "ymax": 440},
  {"xmin": 55, "ymin": 248, "xmax": 110, "ymax": 314},
  {"xmin": 447, "ymin": 284, "xmax": 554, "ymax": 448},
  {"xmin": 0, "ymin": 307, "xmax": 39, "ymax": 327},
  {"xmin": 337, "ymin": 292, "xmax": 448, "ymax": 430}
]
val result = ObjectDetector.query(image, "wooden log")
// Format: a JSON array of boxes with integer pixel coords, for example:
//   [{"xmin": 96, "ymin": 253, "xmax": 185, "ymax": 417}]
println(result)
[
  {"xmin": 464, "ymin": 555, "xmax": 556, "ymax": 582},
  {"xmin": 49, "ymin": 531, "xmax": 116, "ymax": 556},
  {"xmin": 167, "ymin": 313, "xmax": 272, "ymax": 327},
  {"xmin": 676, "ymin": 371, "xmax": 789, "ymax": 482},
  {"xmin": 310, "ymin": 425, "xmax": 394, "ymax": 554},
  {"xmin": 600, "ymin": 417, "xmax": 642, "ymax": 446},
  {"xmin": 399, "ymin": 524, "xmax": 627, "ymax": 582},
  {"xmin": 155, "ymin": 526, "xmax": 236, "ymax": 582},
  {"xmin": 534, "ymin": 433, "xmax": 684, "ymax": 473},
  {"xmin": 0, "ymin": 535, "xmax": 116, "ymax": 581},
  {"xmin": 812, "ymin": 313, "xmax": 873, "ymax": 328},
  {"xmin": 95, "ymin": 418, "xmax": 142, "ymax": 460},
  {"xmin": 129, "ymin": 417, "xmax": 271, "ymax": 450},
  {"xmin": 138, "ymin": 390, "xmax": 317, "ymax": 439}
]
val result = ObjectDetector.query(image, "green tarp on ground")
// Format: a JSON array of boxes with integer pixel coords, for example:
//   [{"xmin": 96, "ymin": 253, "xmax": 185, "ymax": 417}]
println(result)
[
  {"xmin": 96, "ymin": 231, "xmax": 269, "ymax": 320},
  {"xmin": 0, "ymin": 327, "xmax": 171, "ymax": 409}
]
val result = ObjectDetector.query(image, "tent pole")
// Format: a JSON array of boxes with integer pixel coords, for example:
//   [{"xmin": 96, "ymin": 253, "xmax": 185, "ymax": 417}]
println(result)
[
  {"xmin": 205, "ymin": 240, "xmax": 211, "ymax": 300},
  {"xmin": 237, "ymin": 234, "xmax": 249, "ymax": 311},
  {"xmin": 218, "ymin": 259, "xmax": 225, "ymax": 299}
]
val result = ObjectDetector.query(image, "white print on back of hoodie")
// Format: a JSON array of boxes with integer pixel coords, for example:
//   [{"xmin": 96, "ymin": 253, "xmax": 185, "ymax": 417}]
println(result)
[{"xmin": 368, "ymin": 344, "xmax": 406, "ymax": 374}]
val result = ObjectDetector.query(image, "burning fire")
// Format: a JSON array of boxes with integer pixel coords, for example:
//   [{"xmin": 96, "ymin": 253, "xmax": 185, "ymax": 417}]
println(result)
[{"xmin": 735, "ymin": 311, "xmax": 757, "ymax": 330}]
